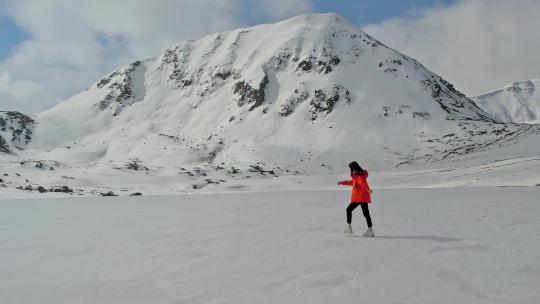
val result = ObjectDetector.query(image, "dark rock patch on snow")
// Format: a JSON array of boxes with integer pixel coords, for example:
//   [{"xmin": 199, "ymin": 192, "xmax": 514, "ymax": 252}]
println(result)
[
  {"xmin": 0, "ymin": 111, "xmax": 35, "ymax": 150},
  {"xmin": 0, "ymin": 135, "xmax": 10, "ymax": 154},
  {"xmin": 279, "ymin": 86, "xmax": 310, "ymax": 117},
  {"xmin": 233, "ymin": 75, "xmax": 269, "ymax": 111},
  {"xmin": 309, "ymin": 85, "xmax": 351, "ymax": 120},
  {"xmin": 96, "ymin": 61, "xmax": 143, "ymax": 116},
  {"xmin": 101, "ymin": 191, "xmax": 118, "ymax": 196}
]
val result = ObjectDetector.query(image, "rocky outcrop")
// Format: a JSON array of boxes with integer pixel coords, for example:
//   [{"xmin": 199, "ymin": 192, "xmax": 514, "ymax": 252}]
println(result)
[
  {"xmin": 96, "ymin": 61, "xmax": 143, "ymax": 116},
  {"xmin": 0, "ymin": 111, "xmax": 35, "ymax": 151},
  {"xmin": 420, "ymin": 75, "xmax": 493, "ymax": 121},
  {"xmin": 279, "ymin": 86, "xmax": 310, "ymax": 117},
  {"xmin": 308, "ymin": 85, "xmax": 351, "ymax": 120},
  {"xmin": 297, "ymin": 53, "xmax": 340, "ymax": 74},
  {"xmin": 233, "ymin": 75, "xmax": 269, "ymax": 111},
  {"xmin": 163, "ymin": 47, "xmax": 193, "ymax": 89},
  {"xmin": 0, "ymin": 135, "xmax": 10, "ymax": 154},
  {"xmin": 380, "ymin": 105, "xmax": 432, "ymax": 121},
  {"xmin": 378, "ymin": 58, "xmax": 403, "ymax": 75}
]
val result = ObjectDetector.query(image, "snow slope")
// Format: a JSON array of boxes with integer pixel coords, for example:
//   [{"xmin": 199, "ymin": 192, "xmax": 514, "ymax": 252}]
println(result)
[
  {"xmin": 1, "ymin": 187, "xmax": 539, "ymax": 303},
  {"xmin": 473, "ymin": 79, "xmax": 540, "ymax": 124}
]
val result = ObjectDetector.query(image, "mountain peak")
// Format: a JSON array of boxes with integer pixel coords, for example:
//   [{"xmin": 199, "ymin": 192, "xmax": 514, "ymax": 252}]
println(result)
[
  {"xmin": 276, "ymin": 12, "xmax": 347, "ymax": 25},
  {"xmin": 474, "ymin": 78, "xmax": 540, "ymax": 123}
]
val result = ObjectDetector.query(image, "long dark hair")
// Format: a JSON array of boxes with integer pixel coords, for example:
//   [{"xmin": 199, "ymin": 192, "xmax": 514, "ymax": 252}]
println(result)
[{"xmin": 348, "ymin": 161, "xmax": 364, "ymax": 176}]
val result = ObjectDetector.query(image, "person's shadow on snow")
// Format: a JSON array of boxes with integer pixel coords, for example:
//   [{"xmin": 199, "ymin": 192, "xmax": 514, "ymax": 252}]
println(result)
[{"xmin": 352, "ymin": 235, "xmax": 462, "ymax": 242}]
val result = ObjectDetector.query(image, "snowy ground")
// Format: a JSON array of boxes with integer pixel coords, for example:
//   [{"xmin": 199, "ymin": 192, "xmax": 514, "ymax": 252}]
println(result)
[
  {"xmin": 1, "ymin": 187, "xmax": 539, "ymax": 303},
  {"xmin": 2, "ymin": 150, "xmax": 540, "ymax": 198}
]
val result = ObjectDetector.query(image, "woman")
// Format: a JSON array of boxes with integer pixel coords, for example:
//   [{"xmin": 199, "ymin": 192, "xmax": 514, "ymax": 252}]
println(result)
[{"xmin": 337, "ymin": 161, "xmax": 374, "ymax": 237}]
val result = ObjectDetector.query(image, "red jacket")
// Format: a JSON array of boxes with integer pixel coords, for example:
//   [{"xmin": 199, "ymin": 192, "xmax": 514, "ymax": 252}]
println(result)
[{"xmin": 338, "ymin": 171, "xmax": 372, "ymax": 203}]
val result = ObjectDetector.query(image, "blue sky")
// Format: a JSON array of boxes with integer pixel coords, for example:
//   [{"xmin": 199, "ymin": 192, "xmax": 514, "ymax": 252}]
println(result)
[
  {"xmin": 0, "ymin": 0, "xmax": 457, "ymax": 60},
  {"xmin": 0, "ymin": 16, "xmax": 28, "ymax": 58},
  {"xmin": 311, "ymin": 0, "xmax": 456, "ymax": 25}
]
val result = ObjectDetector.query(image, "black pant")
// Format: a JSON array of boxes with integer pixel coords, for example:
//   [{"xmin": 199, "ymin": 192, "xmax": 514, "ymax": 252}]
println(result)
[{"xmin": 346, "ymin": 202, "xmax": 372, "ymax": 227}]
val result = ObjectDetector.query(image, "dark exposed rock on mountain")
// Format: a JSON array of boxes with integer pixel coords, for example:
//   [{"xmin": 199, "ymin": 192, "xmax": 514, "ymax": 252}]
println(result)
[
  {"xmin": 0, "ymin": 111, "xmax": 35, "ymax": 152},
  {"xmin": 96, "ymin": 61, "xmax": 143, "ymax": 116},
  {"xmin": 233, "ymin": 75, "xmax": 269, "ymax": 111},
  {"xmin": 0, "ymin": 135, "xmax": 10, "ymax": 154}
]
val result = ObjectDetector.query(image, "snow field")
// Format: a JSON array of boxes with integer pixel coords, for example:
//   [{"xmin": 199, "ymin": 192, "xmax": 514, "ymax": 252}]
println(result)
[{"xmin": 1, "ymin": 187, "xmax": 539, "ymax": 303}]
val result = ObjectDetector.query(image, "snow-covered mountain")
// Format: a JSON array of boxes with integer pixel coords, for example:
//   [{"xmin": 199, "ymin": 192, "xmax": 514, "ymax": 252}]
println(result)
[
  {"xmin": 0, "ymin": 111, "xmax": 35, "ymax": 154},
  {"xmin": 2, "ymin": 13, "xmax": 540, "ymax": 195},
  {"xmin": 473, "ymin": 79, "xmax": 540, "ymax": 124},
  {"xmin": 29, "ymin": 13, "xmax": 495, "ymax": 166}
]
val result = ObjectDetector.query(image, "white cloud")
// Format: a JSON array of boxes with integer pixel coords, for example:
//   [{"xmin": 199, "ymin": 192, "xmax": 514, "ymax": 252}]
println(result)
[
  {"xmin": 363, "ymin": 0, "xmax": 540, "ymax": 96},
  {"xmin": 0, "ymin": 70, "xmax": 45, "ymax": 108},
  {"xmin": 0, "ymin": 0, "xmax": 313, "ymax": 113},
  {"xmin": 249, "ymin": 0, "xmax": 313, "ymax": 20}
]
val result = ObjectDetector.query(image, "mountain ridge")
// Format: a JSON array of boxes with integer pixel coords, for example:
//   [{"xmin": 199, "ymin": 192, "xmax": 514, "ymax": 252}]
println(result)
[{"xmin": 473, "ymin": 79, "xmax": 540, "ymax": 124}]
